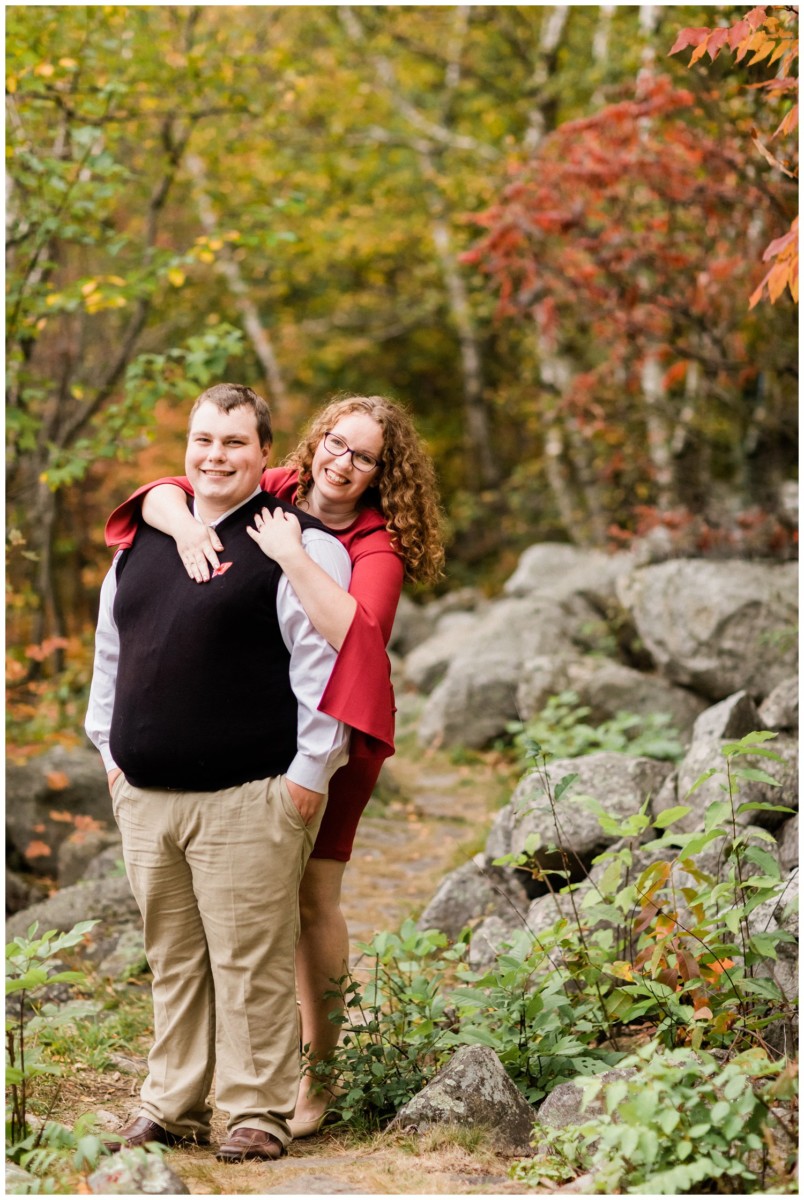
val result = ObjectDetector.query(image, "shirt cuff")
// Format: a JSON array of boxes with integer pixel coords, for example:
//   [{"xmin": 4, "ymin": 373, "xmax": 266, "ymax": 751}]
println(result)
[
  {"xmin": 97, "ymin": 743, "xmax": 119, "ymax": 774},
  {"xmin": 285, "ymin": 752, "xmax": 342, "ymax": 794}
]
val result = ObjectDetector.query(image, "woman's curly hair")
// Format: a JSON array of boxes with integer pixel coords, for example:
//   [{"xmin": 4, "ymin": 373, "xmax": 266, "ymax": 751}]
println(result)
[{"xmin": 285, "ymin": 395, "xmax": 445, "ymax": 584}]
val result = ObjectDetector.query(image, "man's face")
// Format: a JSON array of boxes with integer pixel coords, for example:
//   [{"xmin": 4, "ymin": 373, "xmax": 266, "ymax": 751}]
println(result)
[{"xmin": 186, "ymin": 401, "xmax": 269, "ymax": 519}]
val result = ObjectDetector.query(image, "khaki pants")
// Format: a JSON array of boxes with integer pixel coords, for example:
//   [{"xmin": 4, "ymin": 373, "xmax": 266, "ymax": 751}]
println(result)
[{"xmin": 112, "ymin": 773, "xmax": 324, "ymax": 1146}]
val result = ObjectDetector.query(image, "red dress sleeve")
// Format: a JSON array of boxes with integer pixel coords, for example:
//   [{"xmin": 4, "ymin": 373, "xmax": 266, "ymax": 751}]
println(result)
[
  {"xmin": 104, "ymin": 467, "xmax": 292, "ymax": 548},
  {"xmin": 318, "ymin": 539, "xmax": 404, "ymax": 759},
  {"xmin": 104, "ymin": 476, "xmax": 194, "ymax": 548}
]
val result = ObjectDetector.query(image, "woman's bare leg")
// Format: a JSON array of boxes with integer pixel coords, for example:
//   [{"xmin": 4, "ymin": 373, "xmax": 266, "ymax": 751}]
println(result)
[{"xmin": 294, "ymin": 857, "xmax": 348, "ymax": 1124}]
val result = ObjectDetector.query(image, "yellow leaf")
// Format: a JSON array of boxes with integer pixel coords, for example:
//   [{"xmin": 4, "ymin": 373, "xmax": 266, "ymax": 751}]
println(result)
[
  {"xmin": 81, "ymin": 281, "xmax": 99, "ymax": 297},
  {"xmin": 197, "ymin": 250, "xmax": 215, "ymax": 264},
  {"xmin": 208, "ymin": 237, "xmax": 223, "ymax": 251},
  {"xmin": 34, "ymin": 62, "xmax": 55, "ymax": 78},
  {"xmin": 6, "ymin": 75, "xmax": 18, "ymax": 94},
  {"xmin": 59, "ymin": 58, "xmax": 78, "ymax": 69},
  {"xmin": 107, "ymin": 275, "xmax": 126, "ymax": 286},
  {"xmin": 167, "ymin": 267, "xmax": 185, "ymax": 287},
  {"xmin": 45, "ymin": 293, "xmax": 62, "ymax": 307}
]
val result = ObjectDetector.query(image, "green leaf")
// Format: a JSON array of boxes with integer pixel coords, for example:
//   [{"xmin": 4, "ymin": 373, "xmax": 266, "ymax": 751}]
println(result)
[
  {"xmin": 731, "ymin": 766, "xmax": 782, "ymax": 786},
  {"xmin": 653, "ymin": 805, "xmax": 692, "ymax": 829}
]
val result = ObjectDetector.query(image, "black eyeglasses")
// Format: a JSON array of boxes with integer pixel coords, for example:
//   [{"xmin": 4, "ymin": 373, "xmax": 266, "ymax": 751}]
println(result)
[{"xmin": 322, "ymin": 431, "xmax": 382, "ymax": 473}]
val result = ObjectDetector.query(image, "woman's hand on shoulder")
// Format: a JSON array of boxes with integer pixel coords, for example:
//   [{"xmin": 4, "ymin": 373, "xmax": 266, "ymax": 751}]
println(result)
[
  {"xmin": 176, "ymin": 523, "xmax": 224, "ymax": 583},
  {"xmin": 246, "ymin": 506, "xmax": 304, "ymax": 565}
]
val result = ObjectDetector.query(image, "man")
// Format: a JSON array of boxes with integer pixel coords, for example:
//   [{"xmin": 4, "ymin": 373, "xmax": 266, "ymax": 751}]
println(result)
[{"xmin": 85, "ymin": 383, "xmax": 351, "ymax": 1162}]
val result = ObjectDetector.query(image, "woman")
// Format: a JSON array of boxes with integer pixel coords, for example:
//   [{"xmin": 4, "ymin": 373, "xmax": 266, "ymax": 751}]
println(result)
[{"xmin": 104, "ymin": 394, "xmax": 445, "ymax": 1136}]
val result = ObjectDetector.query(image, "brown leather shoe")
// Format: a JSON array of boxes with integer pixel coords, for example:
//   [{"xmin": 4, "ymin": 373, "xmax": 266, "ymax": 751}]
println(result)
[
  {"xmin": 104, "ymin": 1115, "xmax": 210, "ymax": 1152},
  {"xmin": 216, "ymin": 1127, "xmax": 286, "ymax": 1162}
]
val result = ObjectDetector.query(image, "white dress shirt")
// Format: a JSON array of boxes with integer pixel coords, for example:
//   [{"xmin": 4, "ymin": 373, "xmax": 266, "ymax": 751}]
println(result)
[{"xmin": 85, "ymin": 489, "xmax": 351, "ymax": 794}]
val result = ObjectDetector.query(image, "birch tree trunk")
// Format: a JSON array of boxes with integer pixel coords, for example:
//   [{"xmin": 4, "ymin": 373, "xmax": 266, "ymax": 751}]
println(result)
[{"xmin": 186, "ymin": 152, "xmax": 287, "ymax": 409}]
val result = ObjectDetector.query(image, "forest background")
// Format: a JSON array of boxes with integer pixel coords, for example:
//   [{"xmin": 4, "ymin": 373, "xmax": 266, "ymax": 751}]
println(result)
[{"xmin": 6, "ymin": 3, "xmax": 798, "ymax": 758}]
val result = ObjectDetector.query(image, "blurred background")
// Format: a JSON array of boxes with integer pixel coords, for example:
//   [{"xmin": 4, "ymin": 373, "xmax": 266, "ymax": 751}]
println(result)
[{"xmin": 6, "ymin": 4, "xmax": 798, "ymax": 755}]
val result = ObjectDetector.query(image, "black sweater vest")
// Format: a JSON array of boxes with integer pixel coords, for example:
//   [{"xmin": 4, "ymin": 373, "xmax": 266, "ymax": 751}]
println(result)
[{"xmin": 109, "ymin": 493, "xmax": 330, "ymax": 791}]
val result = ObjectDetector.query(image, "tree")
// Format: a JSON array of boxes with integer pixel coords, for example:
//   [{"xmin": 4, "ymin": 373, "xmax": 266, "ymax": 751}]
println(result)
[
  {"xmin": 669, "ymin": 3, "xmax": 798, "ymax": 308},
  {"xmin": 462, "ymin": 57, "xmax": 796, "ymax": 542}
]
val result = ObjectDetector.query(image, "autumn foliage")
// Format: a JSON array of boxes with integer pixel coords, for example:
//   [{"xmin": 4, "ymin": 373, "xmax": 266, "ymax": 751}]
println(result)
[{"xmin": 669, "ymin": 4, "xmax": 798, "ymax": 308}]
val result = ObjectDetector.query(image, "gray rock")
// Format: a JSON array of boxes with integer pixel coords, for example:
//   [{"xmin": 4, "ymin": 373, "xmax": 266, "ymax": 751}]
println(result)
[
  {"xmin": 97, "ymin": 929, "xmax": 148, "ymax": 980},
  {"xmin": 759, "ymin": 676, "xmax": 799, "ymax": 731},
  {"xmin": 616, "ymin": 560, "xmax": 798, "ymax": 700},
  {"xmin": 417, "ymin": 857, "xmax": 530, "ymax": 941},
  {"xmin": 504, "ymin": 544, "xmax": 635, "ymax": 608},
  {"xmin": 418, "ymin": 596, "xmax": 592, "ymax": 749},
  {"xmin": 690, "ymin": 690, "xmax": 763, "ymax": 742},
  {"xmin": 6, "ymin": 745, "xmax": 114, "ymax": 879},
  {"xmin": 389, "ymin": 593, "xmax": 438, "ymax": 656},
  {"xmin": 88, "ymin": 1148, "xmax": 189, "ymax": 1194},
  {"xmin": 404, "ymin": 612, "xmax": 484, "ymax": 695},
  {"xmin": 6, "ymin": 868, "xmax": 49, "ymax": 916},
  {"xmin": 664, "ymin": 733, "xmax": 798, "ymax": 833},
  {"xmin": 777, "ymin": 816, "xmax": 799, "ymax": 874},
  {"xmin": 747, "ymin": 870, "xmax": 799, "ymax": 1003},
  {"xmin": 506, "ymin": 754, "xmax": 673, "ymax": 870},
  {"xmin": 58, "ymin": 829, "xmax": 122, "ymax": 888},
  {"xmin": 389, "ymin": 1045, "xmax": 536, "ymax": 1153},
  {"xmin": 467, "ymin": 913, "xmax": 527, "ymax": 970},
  {"xmin": 5, "ymin": 1163, "xmax": 36, "ymax": 1193},
  {"xmin": 535, "ymin": 1069, "xmax": 634, "ymax": 1139},
  {"xmin": 5, "ymin": 875, "xmax": 140, "ymax": 946},
  {"xmin": 82, "ymin": 843, "xmax": 128, "ymax": 882}
]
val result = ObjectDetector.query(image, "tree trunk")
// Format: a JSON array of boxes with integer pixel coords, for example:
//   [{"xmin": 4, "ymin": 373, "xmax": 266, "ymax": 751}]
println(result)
[{"xmin": 186, "ymin": 152, "xmax": 287, "ymax": 410}]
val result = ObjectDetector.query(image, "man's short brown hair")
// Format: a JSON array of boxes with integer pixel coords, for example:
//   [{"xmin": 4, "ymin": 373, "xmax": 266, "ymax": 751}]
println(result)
[{"xmin": 188, "ymin": 383, "xmax": 273, "ymax": 447}]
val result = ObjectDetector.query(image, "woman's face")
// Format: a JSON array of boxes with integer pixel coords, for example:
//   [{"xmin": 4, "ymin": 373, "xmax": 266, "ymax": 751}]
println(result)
[{"xmin": 310, "ymin": 412, "xmax": 384, "ymax": 512}]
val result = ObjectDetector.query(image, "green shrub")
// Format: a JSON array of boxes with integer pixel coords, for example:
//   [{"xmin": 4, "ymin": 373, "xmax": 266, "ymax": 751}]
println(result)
[
  {"xmin": 512, "ymin": 1043, "xmax": 798, "ymax": 1194},
  {"xmin": 508, "ymin": 690, "xmax": 684, "ymax": 764}
]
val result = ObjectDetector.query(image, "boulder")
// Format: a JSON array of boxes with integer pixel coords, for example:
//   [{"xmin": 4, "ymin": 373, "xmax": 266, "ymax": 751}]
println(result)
[
  {"xmin": 417, "ymin": 856, "xmax": 530, "ymax": 941},
  {"xmin": 88, "ymin": 1149, "xmax": 189, "ymax": 1195},
  {"xmin": 616, "ymin": 560, "xmax": 798, "ymax": 700},
  {"xmin": 517, "ymin": 656, "xmax": 706, "ymax": 736},
  {"xmin": 6, "ymin": 745, "xmax": 113, "ymax": 879},
  {"xmin": 690, "ymin": 690, "xmax": 763, "ymax": 742},
  {"xmin": 503, "ymin": 544, "xmax": 635, "ymax": 609},
  {"xmin": 389, "ymin": 593, "xmax": 438, "ymax": 656},
  {"xmin": 467, "ymin": 913, "xmax": 526, "ymax": 971},
  {"xmin": 417, "ymin": 596, "xmax": 595, "ymax": 749},
  {"xmin": 748, "ymin": 870, "xmax": 798, "ymax": 993},
  {"xmin": 58, "ymin": 829, "xmax": 122, "ymax": 888},
  {"xmin": 656, "ymin": 733, "xmax": 798, "ymax": 833},
  {"xmin": 535, "ymin": 1069, "xmax": 634, "ymax": 1139},
  {"xmin": 5, "ymin": 875, "xmax": 140, "ymax": 951},
  {"xmin": 404, "ymin": 612, "xmax": 485, "ymax": 695},
  {"xmin": 389, "ymin": 1045, "xmax": 536, "ymax": 1153},
  {"xmin": 776, "ymin": 816, "xmax": 799, "ymax": 874},
  {"xmin": 759, "ymin": 676, "xmax": 799, "ymax": 732},
  {"xmin": 495, "ymin": 754, "xmax": 673, "ymax": 872}
]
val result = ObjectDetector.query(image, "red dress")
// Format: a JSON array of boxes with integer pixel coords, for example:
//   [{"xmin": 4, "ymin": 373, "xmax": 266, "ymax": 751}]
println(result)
[{"xmin": 104, "ymin": 468, "xmax": 404, "ymax": 861}]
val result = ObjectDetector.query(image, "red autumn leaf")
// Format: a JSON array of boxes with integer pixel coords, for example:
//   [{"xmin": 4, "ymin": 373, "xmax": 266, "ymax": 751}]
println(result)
[
  {"xmin": 25, "ymin": 840, "xmax": 52, "ymax": 859},
  {"xmin": 668, "ymin": 27, "xmax": 710, "ymax": 56}
]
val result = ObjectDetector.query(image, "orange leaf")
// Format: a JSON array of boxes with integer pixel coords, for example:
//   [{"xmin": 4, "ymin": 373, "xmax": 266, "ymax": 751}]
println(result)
[
  {"xmin": 25, "ymin": 840, "xmax": 52, "ymax": 859},
  {"xmin": 49, "ymin": 808, "xmax": 74, "ymax": 821},
  {"xmin": 46, "ymin": 771, "xmax": 70, "ymax": 791},
  {"xmin": 73, "ymin": 814, "xmax": 103, "ymax": 833}
]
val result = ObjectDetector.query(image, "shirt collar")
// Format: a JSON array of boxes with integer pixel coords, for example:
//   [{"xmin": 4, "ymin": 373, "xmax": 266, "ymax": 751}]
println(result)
[{"xmin": 193, "ymin": 486, "xmax": 262, "ymax": 528}]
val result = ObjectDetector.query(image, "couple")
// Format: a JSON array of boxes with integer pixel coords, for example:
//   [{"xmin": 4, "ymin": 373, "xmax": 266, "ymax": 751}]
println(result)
[{"xmin": 86, "ymin": 383, "xmax": 444, "ymax": 1161}]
